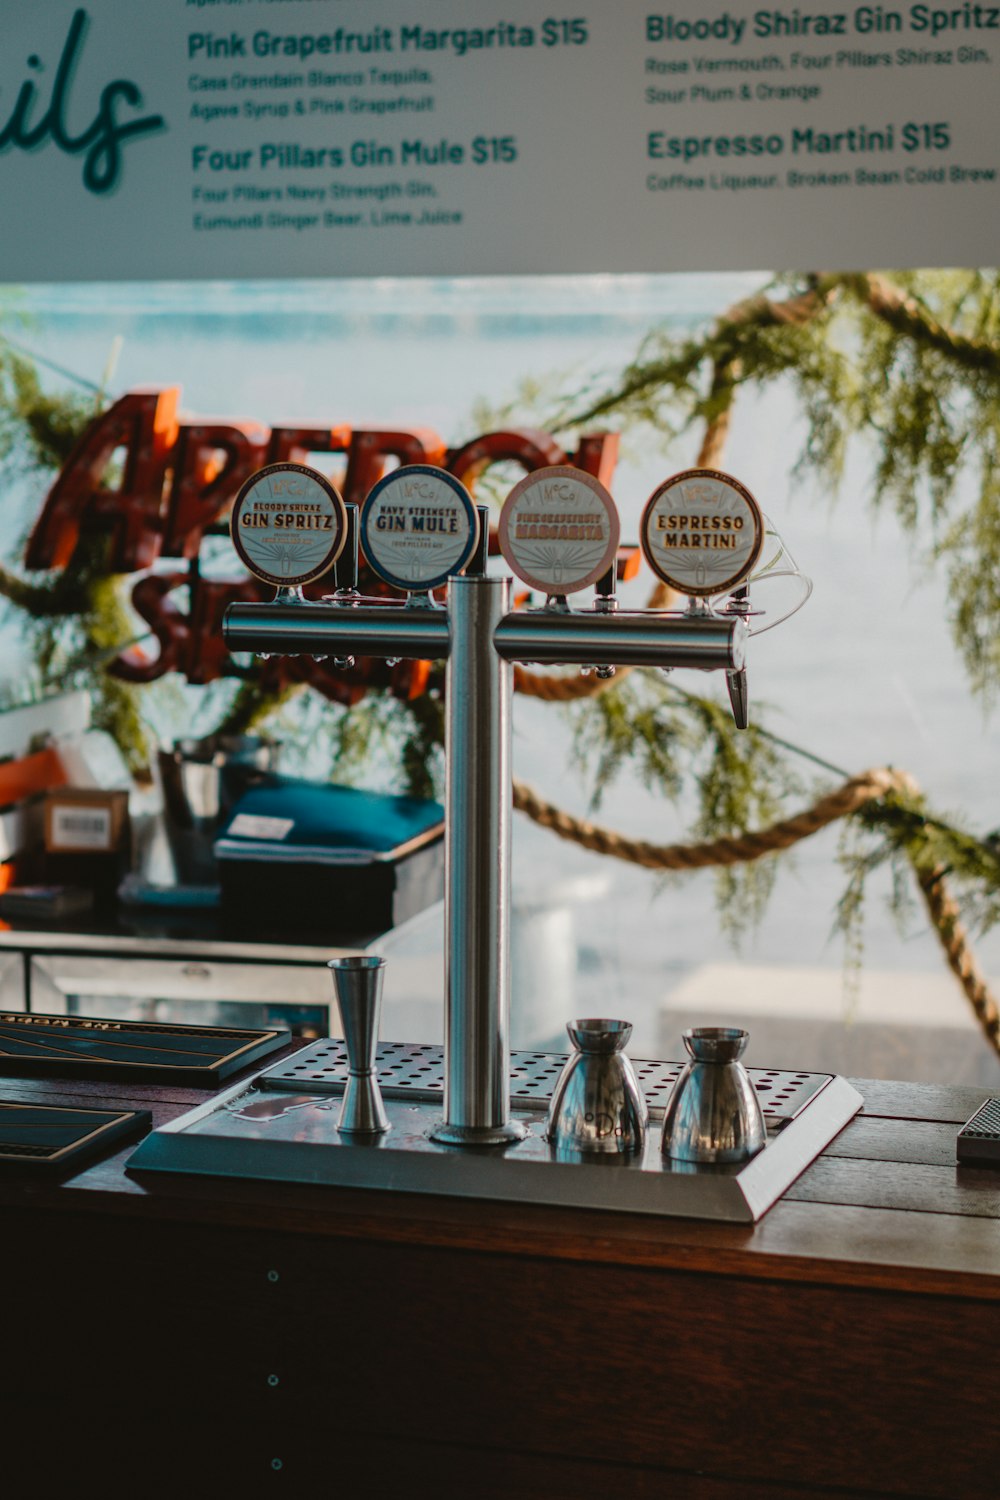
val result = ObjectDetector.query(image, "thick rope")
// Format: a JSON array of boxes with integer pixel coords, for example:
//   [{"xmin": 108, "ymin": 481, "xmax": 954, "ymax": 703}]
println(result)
[
  {"xmin": 513, "ymin": 766, "xmax": 915, "ymax": 871},
  {"xmin": 915, "ymin": 867, "xmax": 1000, "ymax": 1049},
  {"xmin": 513, "ymin": 768, "xmax": 1000, "ymax": 1061}
]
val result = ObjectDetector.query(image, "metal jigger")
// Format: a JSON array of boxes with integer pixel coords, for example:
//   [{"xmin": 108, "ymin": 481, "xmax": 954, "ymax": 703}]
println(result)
[{"xmin": 327, "ymin": 956, "xmax": 390, "ymax": 1135}]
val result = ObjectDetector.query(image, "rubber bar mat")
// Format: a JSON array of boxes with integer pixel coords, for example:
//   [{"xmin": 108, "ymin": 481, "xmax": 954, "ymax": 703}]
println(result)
[
  {"xmin": 0, "ymin": 1101, "xmax": 150, "ymax": 1172},
  {"xmin": 0, "ymin": 1012, "xmax": 289, "ymax": 1086}
]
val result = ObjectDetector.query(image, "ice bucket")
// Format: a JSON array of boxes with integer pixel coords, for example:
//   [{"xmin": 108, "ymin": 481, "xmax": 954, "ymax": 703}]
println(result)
[{"xmin": 158, "ymin": 734, "xmax": 280, "ymax": 887}]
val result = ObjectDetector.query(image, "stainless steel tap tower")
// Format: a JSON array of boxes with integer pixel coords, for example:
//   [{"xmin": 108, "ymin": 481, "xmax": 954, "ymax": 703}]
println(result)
[
  {"xmin": 223, "ymin": 462, "xmax": 754, "ymax": 1149},
  {"xmin": 224, "ymin": 580, "xmax": 745, "ymax": 1146}
]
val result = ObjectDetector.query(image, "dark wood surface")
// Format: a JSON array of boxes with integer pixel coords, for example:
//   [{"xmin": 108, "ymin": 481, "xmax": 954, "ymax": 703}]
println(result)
[{"xmin": 3, "ymin": 1053, "xmax": 998, "ymax": 1495}]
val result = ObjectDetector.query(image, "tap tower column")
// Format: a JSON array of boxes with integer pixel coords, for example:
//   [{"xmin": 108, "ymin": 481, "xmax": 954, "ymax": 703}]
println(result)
[{"xmin": 433, "ymin": 573, "xmax": 525, "ymax": 1145}]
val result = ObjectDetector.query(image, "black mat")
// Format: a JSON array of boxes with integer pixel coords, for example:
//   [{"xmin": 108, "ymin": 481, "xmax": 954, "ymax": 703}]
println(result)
[
  {"xmin": 0, "ymin": 1012, "xmax": 289, "ymax": 1086},
  {"xmin": 0, "ymin": 1101, "xmax": 150, "ymax": 1172}
]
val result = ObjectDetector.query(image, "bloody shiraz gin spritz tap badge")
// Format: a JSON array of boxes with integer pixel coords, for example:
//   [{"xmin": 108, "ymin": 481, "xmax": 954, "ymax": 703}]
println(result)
[
  {"xmin": 360, "ymin": 465, "xmax": 479, "ymax": 592},
  {"xmin": 640, "ymin": 469, "xmax": 764, "ymax": 599},
  {"xmin": 498, "ymin": 466, "xmax": 620, "ymax": 596},
  {"xmin": 231, "ymin": 463, "xmax": 347, "ymax": 587}
]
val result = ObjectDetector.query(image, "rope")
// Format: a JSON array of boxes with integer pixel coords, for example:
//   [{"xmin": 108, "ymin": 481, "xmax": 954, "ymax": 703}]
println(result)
[
  {"xmin": 513, "ymin": 766, "xmax": 915, "ymax": 870},
  {"xmin": 513, "ymin": 768, "xmax": 1000, "ymax": 1061},
  {"xmin": 915, "ymin": 867, "xmax": 1000, "ymax": 1050}
]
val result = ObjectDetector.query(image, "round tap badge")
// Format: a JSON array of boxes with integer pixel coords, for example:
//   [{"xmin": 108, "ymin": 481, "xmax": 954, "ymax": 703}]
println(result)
[
  {"xmin": 497, "ymin": 466, "xmax": 620, "ymax": 596},
  {"xmin": 230, "ymin": 463, "xmax": 347, "ymax": 587},
  {"xmin": 640, "ymin": 469, "xmax": 764, "ymax": 598},
  {"xmin": 360, "ymin": 466, "xmax": 479, "ymax": 591}
]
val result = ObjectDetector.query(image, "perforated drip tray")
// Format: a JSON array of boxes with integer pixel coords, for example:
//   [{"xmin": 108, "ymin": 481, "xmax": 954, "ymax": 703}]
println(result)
[
  {"xmin": 127, "ymin": 1041, "xmax": 863, "ymax": 1223},
  {"xmin": 259, "ymin": 1040, "xmax": 827, "ymax": 1124}
]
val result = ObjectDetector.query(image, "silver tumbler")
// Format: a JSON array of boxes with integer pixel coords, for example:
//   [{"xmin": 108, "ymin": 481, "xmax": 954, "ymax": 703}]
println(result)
[{"xmin": 661, "ymin": 1027, "xmax": 766, "ymax": 1164}]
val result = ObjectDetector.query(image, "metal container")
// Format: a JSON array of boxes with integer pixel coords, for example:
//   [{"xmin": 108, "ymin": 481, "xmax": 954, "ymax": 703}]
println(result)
[
  {"xmin": 545, "ymin": 1018, "xmax": 648, "ymax": 1156},
  {"xmin": 327, "ymin": 955, "xmax": 390, "ymax": 1136},
  {"xmin": 660, "ymin": 1027, "xmax": 766, "ymax": 1164},
  {"xmin": 157, "ymin": 734, "xmax": 279, "ymax": 886}
]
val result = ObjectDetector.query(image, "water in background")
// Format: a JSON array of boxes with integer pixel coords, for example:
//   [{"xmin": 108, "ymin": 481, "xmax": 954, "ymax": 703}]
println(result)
[{"xmin": 3, "ymin": 274, "xmax": 998, "ymax": 1070}]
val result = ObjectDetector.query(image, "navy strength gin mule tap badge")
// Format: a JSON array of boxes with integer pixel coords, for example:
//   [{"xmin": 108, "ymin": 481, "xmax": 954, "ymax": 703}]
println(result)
[{"xmin": 360, "ymin": 465, "xmax": 479, "ymax": 591}]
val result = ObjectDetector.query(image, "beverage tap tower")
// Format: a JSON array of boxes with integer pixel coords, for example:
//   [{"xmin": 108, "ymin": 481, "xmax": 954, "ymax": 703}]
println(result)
[{"xmin": 224, "ymin": 461, "xmax": 787, "ymax": 1149}]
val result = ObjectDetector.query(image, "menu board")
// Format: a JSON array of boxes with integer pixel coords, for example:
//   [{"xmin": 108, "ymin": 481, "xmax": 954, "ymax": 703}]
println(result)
[{"xmin": 1, "ymin": 1, "xmax": 997, "ymax": 279}]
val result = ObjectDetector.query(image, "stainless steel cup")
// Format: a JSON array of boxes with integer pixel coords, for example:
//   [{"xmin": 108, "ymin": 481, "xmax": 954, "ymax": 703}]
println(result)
[
  {"xmin": 660, "ymin": 1026, "xmax": 766, "ymax": 1164},
  {"xmin": 328, "ymin": 955, "xmax": 390, "ymax": 1135},
  {"xmin": 158, "ymin": 733, "xmax": 280, "ymax": 886},
  {"xmin": 545, "ymin": 1018, "xmax": 648, "ymax": 1156}
]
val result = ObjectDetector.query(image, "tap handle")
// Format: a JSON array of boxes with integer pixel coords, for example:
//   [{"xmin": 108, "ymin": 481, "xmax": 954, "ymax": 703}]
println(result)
[
  {"xmin": 467, "ymin": 505, "xmax": 490, "ymax": 577},
  {"xmin": 334, "ymin": 504, "xmax": 359, "ymax": 594},
  {"xmin": 726, "ymin": 667, "xmax": 749, "ymax": 731},
  {"xmin": 594, "ymin": 564, "xmax": 617, "ymax": 608}
]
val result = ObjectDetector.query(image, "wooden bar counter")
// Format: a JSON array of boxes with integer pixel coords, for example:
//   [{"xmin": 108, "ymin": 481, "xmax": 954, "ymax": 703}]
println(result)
[{"xmin": 3, "ymin": 1059, "xmax": 998, "ymax": 1495}]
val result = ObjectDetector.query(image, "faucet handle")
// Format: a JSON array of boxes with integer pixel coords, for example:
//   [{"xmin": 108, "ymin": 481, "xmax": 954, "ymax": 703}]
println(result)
[
  {"xmin": 230, "ymin": 461, "xmax": 348, "ymax": 594},
  {"xmin": 594, "ymin": 564, "xmax": 617, "ymax": 611},
  {"xmin": 333, "ymin": 504, "xmax": 360, "ymax": 596},
  {"xmin": 466, "ymin": 505, "xmax": 490, "ymax": 577},
  {"xmin": 726, "ymin": 667, "xmax": 749, "ymax": 730}
]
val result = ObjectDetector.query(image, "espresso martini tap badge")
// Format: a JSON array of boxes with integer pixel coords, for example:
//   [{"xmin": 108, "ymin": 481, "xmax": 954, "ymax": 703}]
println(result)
[
  {"xmin": 231, "ymin": 463, "xmax": 348, "ymax": 596},
  {"xmin": 360, "ymin": 465, "xmax": 480, "ymax": 601},
  {"xmin": 639, "ymin": 469, "xmax": 764, "ymax": 604},
  {"xmin": 640, "ymin": 469, "xmax": 766, "ymax": 732}
]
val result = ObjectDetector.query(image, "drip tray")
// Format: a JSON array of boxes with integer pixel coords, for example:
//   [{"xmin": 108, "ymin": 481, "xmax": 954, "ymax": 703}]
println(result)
[
  {"xmin": 259, "ymin": 1040, "xmax": 830, "ymax": 1124},
  {"xmin": 127, "ymin": 1042, "xmax": 863, "ymax": 1223}
]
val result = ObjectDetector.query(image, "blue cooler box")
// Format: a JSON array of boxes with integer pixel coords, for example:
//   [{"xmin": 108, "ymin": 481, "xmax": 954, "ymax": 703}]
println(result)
[{"xmin": 214, "ymin": 778, "xmax": 444, "ymax": 938}]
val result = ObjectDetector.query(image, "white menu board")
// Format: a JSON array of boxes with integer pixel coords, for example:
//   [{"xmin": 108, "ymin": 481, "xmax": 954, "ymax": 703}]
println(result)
[{"xmin": 1, "ymin": 1, "xmax": 997, "ymax": 280}]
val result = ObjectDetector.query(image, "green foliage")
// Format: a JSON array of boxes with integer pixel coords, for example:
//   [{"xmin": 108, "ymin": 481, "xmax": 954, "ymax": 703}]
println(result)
[
  {"xmin": 467, "ymin": 271, "xmax": 1000, "ymax": 963},
  {"xmin": 399, "ymin": 672, "xmax": 446, "ymax": 801},
  {"xmin": 567, "ymin": 670, "xmax": 803, "ymax": 939},
  {"xmin": 0, "ymin": 340, "xmax": 92, "ymax": 479},
  {"xmin": 328, "ymin": 678, "xmax": 446, "ymax": 801},
  {"xmin": 556, "ymin": 270, "xmax": 1000, "ymax": 699},
  {"xmin": 216, "ymin": 678, "xmax": 304, "ymax": 740},
  {"xmin": 0, "ymin": 274, "xmax": 998, "ymax": 962},
  {"xmin": 0, "ymin": 333, "xmax": 152, "ymax": 772},
  {"xmin": 848, "ymin": 779, "xmax": 1000, "ymax": 935}
]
